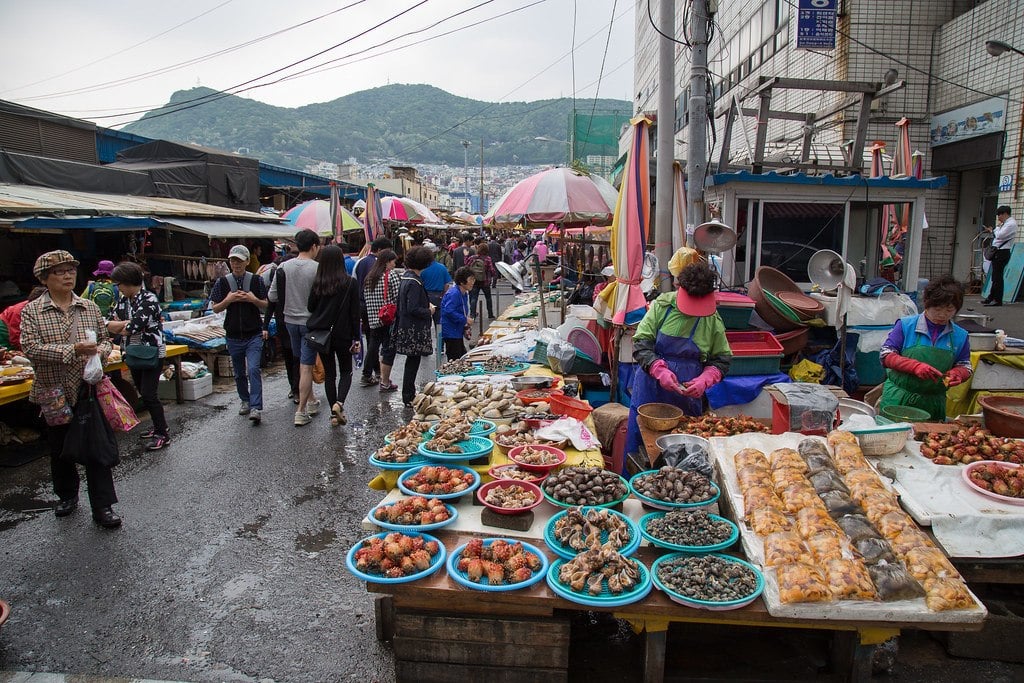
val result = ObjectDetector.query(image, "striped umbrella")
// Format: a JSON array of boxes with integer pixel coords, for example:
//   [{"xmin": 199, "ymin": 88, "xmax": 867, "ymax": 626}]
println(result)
[
  {"xmin": 485, "ymin": 167, "xmax": 618, "ymax": 228},
  {"xmin": 870, "ymin": 141, "xmax": 898, "ymax": 268},
  {"xmin": 360, "ymin": 183, "xmax": 385, "ymax": 256},
  {"xmin": 594, "ymin": 115, "xmax": 653, "ymax": 326},
  {"xmin": 282, "ymin": 199, "xmax": 361, "ymax": 237},
  {"xmin": 380, "ymin": 196, "xmax": 442, "ymax": 224},
  {"xmin": 889, "ymin": 118, "xmax": 915, "ymax": 248}
]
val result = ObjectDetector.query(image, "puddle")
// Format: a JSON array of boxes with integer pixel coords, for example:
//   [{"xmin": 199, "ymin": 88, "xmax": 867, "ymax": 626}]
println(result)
[
  {"xmin": 295, "ymin": 528, "xmax": 337, "ymax": 553},
  {"xmin": 235, "ymin": 513, "xmax": 271, "ymax": 539}
]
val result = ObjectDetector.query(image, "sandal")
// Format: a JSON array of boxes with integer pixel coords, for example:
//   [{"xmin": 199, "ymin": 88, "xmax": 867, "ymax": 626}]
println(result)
[
  {"xmin": 379, "ymin": 382, "xmax": 398, "ymax": 392},
  {"xmin": 331, "ymin": 402, "xmax": 347, "ymax": 426}
]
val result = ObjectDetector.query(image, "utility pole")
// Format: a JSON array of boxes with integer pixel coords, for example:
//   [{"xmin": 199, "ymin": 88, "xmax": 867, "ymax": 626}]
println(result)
[
  {"xmin": 687, "ymin": 0, "xmax": 709, "ymax": 248},
  {"xmin": 480, "ymin": 138, "xmax": 485, "ymax": 215},
  {"xmin": 462, "ymin": 140, "xmax": 471, "ymax": 211},
  {"xmin": 654, "ymin": 0, "xmax": 676, "ymax": 287}
]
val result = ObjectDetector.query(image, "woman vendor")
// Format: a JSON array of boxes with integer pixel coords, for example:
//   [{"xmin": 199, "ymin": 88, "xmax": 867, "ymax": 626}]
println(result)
[
  {"xmin": 627, "ymin": 261, "xmax": 732, "ymax": 456},
  {"xmin": 878, "ymin": 275, "xmax": 971, "ymax": 421}
]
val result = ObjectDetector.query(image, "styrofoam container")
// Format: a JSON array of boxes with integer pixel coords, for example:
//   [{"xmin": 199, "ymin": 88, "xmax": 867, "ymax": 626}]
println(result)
[
  {"xmin": 969, "ymin": 333, "xmax": 997, "ymax": 352},
  {"xmin": 157, "ymin": 373, "xmax": 213, "ymax": 401}
]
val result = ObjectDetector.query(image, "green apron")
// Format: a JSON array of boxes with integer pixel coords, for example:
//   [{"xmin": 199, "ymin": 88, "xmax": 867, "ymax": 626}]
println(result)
[{"xmin": 878, "ymin": 326, "xmax": 955, "ymax": 421}]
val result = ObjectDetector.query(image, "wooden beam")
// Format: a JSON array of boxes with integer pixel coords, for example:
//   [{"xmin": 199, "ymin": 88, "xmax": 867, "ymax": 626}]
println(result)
[
  {"xmin": 849, "ymin": 93, "xmax": 875, "ymax": 171},
  {"xmin": 739, "ymin": 107, "xmax": 809, "ymax": 122},
  {"xmin": 800, "ymin": 113, "xmax": 815, "ymax": 163},
  {"xmin": 760, "ymin": 77, "xmax": 881, "ymax": 93},
  {"xmin": 717, "ymin": 101, "xmax": 736, "ymax": 173},
  {"xmin": 752, "ymin": 93, "xmax": 772, "ymax": 173}
]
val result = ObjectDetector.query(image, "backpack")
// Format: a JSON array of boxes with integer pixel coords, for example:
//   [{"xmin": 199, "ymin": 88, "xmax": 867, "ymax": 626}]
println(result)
[
  {"xmin": 225, "ymin": 272, "xmax": 254, "ymax": 293},
  {"xmin": 435, "ymin": 248, "xmax": 453, "ymax": 273},
  {"xmin": 468, "ymin": 255, "xmax": 488, "ymax": 282},
  {"xmin": 85, "ymin": 280, "xmax": 118, "ymax": 317}
]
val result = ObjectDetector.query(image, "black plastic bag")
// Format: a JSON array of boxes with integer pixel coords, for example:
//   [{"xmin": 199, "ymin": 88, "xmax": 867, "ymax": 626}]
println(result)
[
  {"xmin": 653, "ymin": 441, "xmax": 713, "ymax": 477},
  {"xmin": 811, "ymin": 334, "xmax": 860, "ymax": 394},
  {"xmin": 62, "ymin": 384, "xmax": 120, "ymax": 468}
]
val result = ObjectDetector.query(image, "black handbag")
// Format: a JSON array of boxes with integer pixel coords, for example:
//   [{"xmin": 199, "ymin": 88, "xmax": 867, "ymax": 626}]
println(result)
[
  {"xmin": 125, "ymin": 343, "xmax": 160, "ymax": 370},
  {"xmin": 306, "ymin": 283, "xmax": 352, "ymax": 353},
  {"xmin": 984, "ymin": 244, "xmax": 998, "ymax": 261},
  {"xmin": 62, "ymin": 384, "xmax": 120, "ymax": 468}
]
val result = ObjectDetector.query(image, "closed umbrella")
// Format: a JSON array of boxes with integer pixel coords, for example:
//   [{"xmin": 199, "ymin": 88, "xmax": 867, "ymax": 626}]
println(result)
[
  {"xmin": 360, "ymin": 183, "xmax": 385, "ymax": 256},
  {"xmin": 594, "ymin": 115, "xmax": 653, "ymax": 326},
  {"xmin": 485, "ymin": 167, "xmax": 617, "ymax": 228},
  {"xmin": 282, "ymin": 199, "xmax": 361, "ymax": 237},
  {"xmin": 870, "ymin": 142, "xmax": 898, "ymax": 268}
]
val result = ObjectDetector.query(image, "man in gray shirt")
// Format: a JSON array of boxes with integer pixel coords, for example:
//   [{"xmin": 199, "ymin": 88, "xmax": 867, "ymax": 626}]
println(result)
[{"xmin": 268, "ymin": 228, "xmax": 322, "ymax": 425}]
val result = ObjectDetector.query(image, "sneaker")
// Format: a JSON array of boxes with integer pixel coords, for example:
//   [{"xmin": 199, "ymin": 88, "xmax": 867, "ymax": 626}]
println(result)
[
  {"xmin": 359, "ymin": 375, "xmax": 376, "ymax": 387},
  {"xmin": 379, "ymin": 382, "xmax": 398, "ymax": 392},
  {"xmin": 249, "ymin": 409, "xmax": 262, "ymax": 425},
  {"xmin": 146, "ymin": 434, "xmax": 171, "ymax": 451},
  {"xmin": 287, "ymin": 389, "xmax": 295, "ymax": 399},
  {"xmin": 137, "ymin": 428, "xmax": 157, "ymax": 440},
  {"xmin": 294, "ymin": 411, "xmax": 312, "ymax": 426},
  {"xmin": 332, "ymin": 402, "xmax": 347, "ymax": 426},
  {"xmin": 238, "ymin": 402, "xmax": 251, "ymax": 416},
  {"xmin": 307, "ymin": 398, "xmax": 321, "ymax": 415}
]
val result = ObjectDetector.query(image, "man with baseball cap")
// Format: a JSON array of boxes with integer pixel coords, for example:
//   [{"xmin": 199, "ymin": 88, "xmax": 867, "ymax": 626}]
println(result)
[{"xmin": 210, "ymin": 244, "xmax": 269, "ymax": 425}]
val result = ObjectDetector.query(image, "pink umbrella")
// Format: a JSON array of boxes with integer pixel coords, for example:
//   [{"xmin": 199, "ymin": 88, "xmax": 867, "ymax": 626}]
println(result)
[
  {"xmin": 594, "ymin": 115, "xmax": 653, "ymax": 326},
  {"xmin": 485, "ymin": 167, "xmax": 618, "ymax": 227},
  {"xmin": 379, "ymin": 196, "xmax": 441, "ymax": 224},
  {"xmin": 282, "ymin": 199, "xmax": 361, "ymax": 237},
  {"xmin": 360, "ymin": 183, "xmax": 385, "ymax": 256}
]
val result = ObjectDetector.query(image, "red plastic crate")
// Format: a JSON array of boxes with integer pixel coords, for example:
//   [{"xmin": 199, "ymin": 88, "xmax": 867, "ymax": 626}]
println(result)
[{"xmin": 726, "ymin": 331, "xmax": 784, "ymax": 356}]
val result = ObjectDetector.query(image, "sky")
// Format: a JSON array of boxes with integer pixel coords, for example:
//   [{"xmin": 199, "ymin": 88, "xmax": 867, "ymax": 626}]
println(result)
[{"xmin": 0, "ymin": 0, "xmax": 635, "ymax": 129}]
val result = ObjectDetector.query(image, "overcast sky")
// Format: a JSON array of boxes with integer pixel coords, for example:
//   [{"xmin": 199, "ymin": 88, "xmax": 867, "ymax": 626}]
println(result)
[{"xmin": 0, "ymin": 0, "xmax": 635, "ymax": 128}]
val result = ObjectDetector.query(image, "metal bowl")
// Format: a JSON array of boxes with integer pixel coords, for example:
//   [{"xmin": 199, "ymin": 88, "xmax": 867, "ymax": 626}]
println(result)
[
  {"xmin": 655, "ymin": 433, "xmax": 711, "ymax": 455},
  {"xmin": 839, "ymin": 398, "xmax": 876, "ymax": 422},
  {"xmin": 510, "ymin": 376, "xmax": 555, "ymax": 391}
]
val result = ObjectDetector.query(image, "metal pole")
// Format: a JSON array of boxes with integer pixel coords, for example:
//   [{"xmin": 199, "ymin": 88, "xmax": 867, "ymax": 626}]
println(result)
[
  {"xmin": 462, "ymin": 140, "xmax": 471, "ymax": 211},
  {"xmin": 686, "ymin": 0, "xmax": 709, "ymax": 248},
  {"xmin": 655, "ymin": 0, "xmax": 677, "ymax": 285},
  {"xmin": 480, "ymin": 138, "xmax": 485, "ymax": 215}
]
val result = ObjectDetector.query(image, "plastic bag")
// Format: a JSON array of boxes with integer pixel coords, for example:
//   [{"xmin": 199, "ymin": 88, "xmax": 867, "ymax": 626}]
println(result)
[
  {"xmin": 774, "ymin": 383, "xmax": 839, "ymax": 433},
  {"xmin": 776, "ymin": 562, "xmax": 833, "ymax": 603},
  {"xmin": 795, "ymin": 507, "xmax": 841, "ymax": 539},
  {"xmin": 764, "ymin": 531, "xmax": 814, "ymax": 567},
  {"xmin": 809, "ymin": 470, "xmax": 849, "ymax": 495},
  {"xmin": 768, "ymin": 448, "xmax": 807, "ymax": 473},
  {"xmin": 889, "ymin": 528, "xmax": 935, "ymax": 556},
  {"xmin": 820, "ymin": 490, "xmax": 861, "ymax": 517},
  {"xmin": 806, "ymin": 530, "xmax": 855, "ymax": 563},
  {"xmin": 742, "ymin": 485, "xmax": 782, "ymax": 517},
  {"xmin": 747, "ymin": 506, "xmax": 791, "ymax": 535},
  {"xmin": 653, "ymin": 443, "xmax": 713, "ymax": 477},
  {"xmin": 923, "ymin": 577, "xmax": 975, "ymax": 611},
  {"xmin": 867, "ymin": 560, "xmax": 925, "ymax": 601},
  {"xmin": 803, "ymin": 453, "xmax": 838, "ymax": 477},
  {"xmin": 789, "ymin": 358, "xmax": 825, "ymax": 384},
  {"xmin": 95, "ymin": 377, "xmax": 139, "ymax": 432},
  {"xmin": 736, "ymin": 465, "xmax": 771, "ymax": 491},
  {"xmin": 836, "ymin": 514, "xmax": 882, "ymax": 543},
  {"xmin": 734, "ymin": 448, "xmax": 769, "ymax": 471},
  {"xmin": 855, "ymin": 537, "xmax": 896, "ymax": 565},
  {"xmin": 312, "ymin": 355, "xmax": 325, "ymax": 384},
  {"xmin": 875, "ymin": 510, "xmax": 919, "ymax": 541},
  {"xmin": 770, "ymin": 467, "xmax": 807, "ymax": 491},
  {"xmin": 798, "ymin": 439, "xmax": 830, "ymax": 460},
  {"xmin": 903, "ymin": 547, "xmax": 958, "ymax": 582},
  {"xmin": 82, "ymin": 330, "xmax": 103, "ymax": 385},
  {"xmin": 825, "ymin": 559, "xmax": 879, "ymax": 601},
  {"xmin": 832, "ymin": 444, "xmax": 869, "ymax": 475},
  {"xmin": 61, "ymin": 384, "xmax": 119, "ymax": 468},
  {"xmin": 778, "ymin": 482, "xmax": 824, "ymax": 514}
]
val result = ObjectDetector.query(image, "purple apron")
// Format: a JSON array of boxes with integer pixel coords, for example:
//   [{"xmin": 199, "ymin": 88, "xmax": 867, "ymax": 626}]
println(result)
[{"xmin": 625, "ymin": 309, "xmax": 704, "ymax": 460}]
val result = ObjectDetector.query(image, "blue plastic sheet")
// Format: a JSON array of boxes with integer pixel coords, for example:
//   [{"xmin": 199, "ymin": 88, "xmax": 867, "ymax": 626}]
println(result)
[{"xmin": 707, "ymin": 372, "xmax": 790, "ymax": 409}]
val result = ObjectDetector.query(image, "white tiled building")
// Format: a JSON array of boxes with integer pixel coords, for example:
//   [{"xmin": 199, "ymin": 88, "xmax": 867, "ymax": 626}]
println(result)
[{"xmin": 634, "ymin": 0, "xmax": 1024, "ymax": 283}]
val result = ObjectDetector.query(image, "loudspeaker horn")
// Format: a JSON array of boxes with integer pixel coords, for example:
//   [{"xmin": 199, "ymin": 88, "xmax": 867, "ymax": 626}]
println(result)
[
  {"xmin": 807, "ymin": 249, "xmax": 849, "ymax": 291},
  {"xmin": 693, "ymin": 219, "xmax": 738, "ymax": 254}
]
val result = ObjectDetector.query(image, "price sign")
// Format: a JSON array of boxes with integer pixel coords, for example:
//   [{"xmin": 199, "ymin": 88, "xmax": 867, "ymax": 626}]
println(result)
[{"xmin": 797, "ymin": 0, "xmax": 837, "ymax": 50}]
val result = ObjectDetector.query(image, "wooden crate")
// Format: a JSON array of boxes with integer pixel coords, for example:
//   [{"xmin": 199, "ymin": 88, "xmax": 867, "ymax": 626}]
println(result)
[{"xmin": 391, "ymin": 610, "xmax": 569, "ymax": 682}]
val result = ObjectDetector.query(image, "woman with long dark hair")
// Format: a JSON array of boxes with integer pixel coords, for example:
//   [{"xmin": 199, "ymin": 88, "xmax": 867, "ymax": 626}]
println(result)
[
  {"xmin": 363, "ymin": 249, "xmax": 400, "ymax": 392},
  {"xmin": 394, "ymin": 246, "xmax": 436, "ymax": 406},
  {"xmin": 307, "ymin": 245, "xmax": 361, "ymax": 427}
]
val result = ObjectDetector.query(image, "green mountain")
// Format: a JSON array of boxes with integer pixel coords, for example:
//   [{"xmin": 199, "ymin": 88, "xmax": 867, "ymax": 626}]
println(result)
[{"xmin": 123, "ymin": 84, "xmax": 632, "ymax": 168}]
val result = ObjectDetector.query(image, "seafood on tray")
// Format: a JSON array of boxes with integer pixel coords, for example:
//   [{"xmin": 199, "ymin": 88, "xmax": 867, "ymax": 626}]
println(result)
[
  {"xmin": 484, "ymin": 483, "xmax": 538, "ymax": 509},
  {"xmin": 423, "ymin": 411, "xmax": 473, "ymax": 452},
  {"xmin": 673, "ymin": 414, "xmax": 770, "ymax": 438},
  {"xmin": 456, "ymin": 538, "xmax": 543, "ymax": 585},
  {"xmin": 386, "ymin": 421, "xmax": 431, "ymax": 444},
  {"xmin": 556, "ymin": 544, "xmax": 641, "ymax": 595},
  {"xmin": 403, "ymin": 466, "xmax": 476, "ymax": 495},
  {"xmin": 543, "ymin": 467, "xmax": 627, "ymax": 506},
  {"xmin": 352, "ymin": 532, "xmax": 441, "ymax": 578},
  {"xmin": 553, "ymin": 506, "xmax": 632, "ymax": 551},
  {"xmin": 412, "ymin": 380, "xmax": 520, "ymax": 421},
  {"xmin": 375, "ymin": 440, "xmax": 420, "ymax": 463},
  {"xmin": 373, "ymin": 496, "xmax": 452, "ymax": 526}
]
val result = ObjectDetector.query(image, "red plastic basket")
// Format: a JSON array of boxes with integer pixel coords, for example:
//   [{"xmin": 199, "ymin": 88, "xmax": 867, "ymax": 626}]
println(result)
[
  {"xmin": 726, "ymin": 331, "xmax": 784, "ymax": 356},
  {"xmin": 550, "ymin": 393, "xmax": 593, "ymax": 421}
]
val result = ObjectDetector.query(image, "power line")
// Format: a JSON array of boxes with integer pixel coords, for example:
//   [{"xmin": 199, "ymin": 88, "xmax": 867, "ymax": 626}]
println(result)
[
  {"xmin": 2, "ymin": 0, "xmax": 236, "ymax": 95},
  {"xmin": 570, "ymin": 0, "xmax": 578, "ymax": 162},
  {"xmin": 12, "ymin": 0, "xmax": 371, "ymax": 104},
  {"xmin": 580, "ymin": 0, "xmax": 620, "ymax": 158}
]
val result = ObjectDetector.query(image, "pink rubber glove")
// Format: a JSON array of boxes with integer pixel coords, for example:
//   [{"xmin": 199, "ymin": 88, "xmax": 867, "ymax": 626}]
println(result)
[
  {"xmin": 649, "ymin": 359, "xmax": 683, "ymax": 394},
  {"xmin": 944, "ymin": 365, "xmax": 971, "ymax": 388},
  {"xmin": 681, "ymin": 365, "xmax": 723, "ymax": 398}
]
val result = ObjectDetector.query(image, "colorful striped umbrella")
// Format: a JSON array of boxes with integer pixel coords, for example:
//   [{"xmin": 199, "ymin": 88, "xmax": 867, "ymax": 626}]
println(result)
[
  {"xmin": 282, "ymin": 199, "xmax": 361, "ymax": 237},
  {"xmin": 360, "ymin": 183, "xmax": 385, "ymax": 256},
  {"xmin": 594, "ymin": 115, "xmax": 653, "ymax": 326},
  {"xmin": 485, "ymin": 167, "xmax": 618, "ymax": 228},
  {"xmin": 379, "ymin": 196, "xmax": 441, "ymax": 224},
  {"xmin": 870, "ymin": 141, "xmax": 898, "ymax": 268},
  {"xmin": 889, "ymin": 118, "xmax": 915, "ymax": 248}
]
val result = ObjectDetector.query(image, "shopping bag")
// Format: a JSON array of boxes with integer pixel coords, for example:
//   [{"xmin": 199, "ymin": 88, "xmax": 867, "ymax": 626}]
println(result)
[
  {"xmin": 62, "ymin": 385, "xmax": 120, "ymax": 468},
  {"xmin": 95, "ymin": 377, "xmax": 140, "ymax": 432},
  {"xmin": 312, "ymin": 354, "xmax": 326, "ymax": 384}
]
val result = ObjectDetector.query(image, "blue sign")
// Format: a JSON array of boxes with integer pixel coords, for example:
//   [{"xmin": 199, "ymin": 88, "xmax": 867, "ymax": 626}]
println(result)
[
  {"xmin": 1000, "ymin": 174, "xmax": 1014, "ymax": 193},
  {"xmin": 796, "ymin": 0, "xmax": 837, "ymax": 50}
]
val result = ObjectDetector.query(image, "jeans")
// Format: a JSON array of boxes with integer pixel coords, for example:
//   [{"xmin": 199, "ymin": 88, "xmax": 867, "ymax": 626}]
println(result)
[
  {"xmin": 364, "ymin": 326, "xmax": 396, "ymax": 380},
  {"xmin": 130, "ymin": 366, "xmax": 168, "ymax": 436},
  {"xmin": 320, "ymin": 347, "xmax": 354, "ymax": 407},
  {"xmin": 226, "ymin": 334, "xmax": 264, "ymax": 409},
  {"xmin": 469, "ymin": 283, "xmax": 493, "ymax": 318},
  {"xmin": 48, "ymin": 423, "xmax": 117, "ymax": 509},
  {"xmin": 402, "ymin": 354, "xmax": 423, "ymax": 405},
  {"xmin": 285, "ymin": 322, "xmax": 317, "ymax": 366}
]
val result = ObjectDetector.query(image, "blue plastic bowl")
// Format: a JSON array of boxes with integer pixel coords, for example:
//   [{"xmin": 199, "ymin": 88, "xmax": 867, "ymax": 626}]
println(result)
[
  {"xmin": 543, "ymin": 507, "xmax": 642, "ymax": 560},
  {"xmin": 628, "ymin": 471, "xmax": 721, "ymax": 510},
  {"xmin": 418, "ymin": 436, "xmax": 494, "ymax": 462},
  {"xmin": 446, "ymin": 538, "xmax": 550, "ymax": 592},
  {"xmin": 397, "ymin": 464, "xmax": 481, "ymax": 500},
  {"xmin": 368, "ymin": 502, "xmax": 459, "ymax": 532},
  {"xmin": 650, "ymin": 552, "xmax": 764, "ymax": 610},
  {"xmin": 427, "ymin": 419, "xmax": 497, "ymax": 438},
  {"xmin": 638, "ymin": 511, "xmax": 739, "ymax": 553},
  {"xmin": 545, "ymin": 557, "xmax": 652, "ymax": 607},
  {"xmin": 345, "ymin": 531, "xmax": 447, "ymax": 584}
]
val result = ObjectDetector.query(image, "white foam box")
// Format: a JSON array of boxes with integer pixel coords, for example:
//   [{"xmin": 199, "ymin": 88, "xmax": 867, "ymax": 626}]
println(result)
[
  {"xmin": 158, "ymin": 373, "xmax": 213, "ymax": 401},
  {"xmin": 970, "ymin": 358, "xmax": 1024, "ymax": 390}
]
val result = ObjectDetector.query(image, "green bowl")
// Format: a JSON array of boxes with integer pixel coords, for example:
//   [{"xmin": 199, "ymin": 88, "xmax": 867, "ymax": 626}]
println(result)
[
  {"xmin": 762, "ymin": 289, "xmax": 803, "ymax": 324},
  {"xmin": 880, "ymin": 405, "xmax": 930, "ymax": 423}
]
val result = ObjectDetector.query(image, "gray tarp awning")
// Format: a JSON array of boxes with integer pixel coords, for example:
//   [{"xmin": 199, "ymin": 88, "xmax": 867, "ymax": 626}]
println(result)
[{"xmin": 156, "ymin": 217, "xmax": 296, "ymax": 239}]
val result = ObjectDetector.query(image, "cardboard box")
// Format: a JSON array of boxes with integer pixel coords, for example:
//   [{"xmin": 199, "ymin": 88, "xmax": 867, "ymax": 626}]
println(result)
[
  {"xmin": 764, "ymin": 384, "xmax": 846, "ymax": 435},
  {"xmin": 215, "ymin": 354, "xmax": 234, "ymax": 378},
  {"xmin": 158, "ymin": 373, "xmax": 213, "ymax": 401}
]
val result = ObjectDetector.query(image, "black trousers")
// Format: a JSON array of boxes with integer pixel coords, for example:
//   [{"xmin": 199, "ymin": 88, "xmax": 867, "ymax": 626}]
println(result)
[
  {"xmin": 470, "ymin": 283, "xmax": 493, "ymax": 318},
  {"xmin": 130, "ymin": 366, "xmax": 168, "ymax": 436},
  {"xmin": 444, "ymin": 338, "xmax": 467, "ymax": 360},
  {"xmin": 319, "ymin": 346, "xmax": 354, "ymax": 407},
  {"xmin": 990, "ymin": 248, "xmax": 1011, "ymax": 303},
  {"xmin": 48, "ymin": 422, "xmax": 117, "ymax": 510},
  {"xmin": 402, "ymin": 354, "xmax": 424, "ymax": 405}
]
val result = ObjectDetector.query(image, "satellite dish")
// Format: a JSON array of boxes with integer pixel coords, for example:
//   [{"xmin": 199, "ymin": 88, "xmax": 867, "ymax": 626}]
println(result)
[
  {"xmin": 807, "ymin": 250, "xmax": 851, "ymax": 291},
  {"xmin": 640, "ymin": 252, "xmax": 659, "ymax": 293},
  {"xmin": 497, "ymin": 260, "xmax": 529, "ymax": 292},
  {"xmin": 693, "ymin": 220, "xmax": 738, "ymax": 254}
]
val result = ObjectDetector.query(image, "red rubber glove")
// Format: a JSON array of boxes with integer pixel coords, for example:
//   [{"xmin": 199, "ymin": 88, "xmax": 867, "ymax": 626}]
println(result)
[
  {"xmin": 649, "ymin": 359, "xmax": 683, "ymax": 394},
  {"xmin": 882, "ymin": 353, "xmax": 944, "ymax": 382},
  {"xmin": 681, "ymin": 365, "xmax": 724, "ymax": 398},
  {"xmin": 944, "ymin": 365, "xmax": 972, "ymax": 388}
]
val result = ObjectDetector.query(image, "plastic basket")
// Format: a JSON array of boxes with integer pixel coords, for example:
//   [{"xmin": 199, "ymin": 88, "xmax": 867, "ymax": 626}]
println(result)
[
  {"xmin": 533, "ymin": 340, "xmax": 549, "ymax": 365},
  {"xmin": 550, "ymin": 393, "xmax": 593, "ymax": 421},
  {"xmin": 727, "ymin": 355, "xmax": 784, "ymax": 377},
  {"xmin": 879, "ymin": 404, "xmax": 930, "ymax": 422},
  {"xmin": 717, "ymin": 306, "xmax": 755, "ymax": 330},
  {"xmin": 726, "ymin": 331, "xmax": 785, "ymax": 377}
]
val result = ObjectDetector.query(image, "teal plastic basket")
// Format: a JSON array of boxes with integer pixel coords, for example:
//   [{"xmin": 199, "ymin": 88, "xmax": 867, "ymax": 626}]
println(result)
[{"xmin": 718, "ymin": 306, "xmax": 755, "ymax": 330}]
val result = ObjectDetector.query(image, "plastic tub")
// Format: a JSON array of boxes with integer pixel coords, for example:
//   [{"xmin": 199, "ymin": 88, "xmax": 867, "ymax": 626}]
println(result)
[
  {"xmin": 747, "ymin": 266, "xmax": 805, "ymax": 332},
  {"xmin": 773, "ymin": 328, "xmax": 810, "ymax": 356},
  {"xmin": 879, "ymin": 404, "xmax": 930, "ymax": 423},
  {"xmin": 476, "ymin": 479, "xmax": 543, "ymax": 514},
  {"xmin": 508, "ymin": 444, "xmax": 567, "ymax": 473},
  {"xmin": 979, "ymin": 396, "xmax": 1024, "ymax": 438},
  {"xmin": 726, "ymin": 331, "xmax": 785, "ymax": 376},
  {"xmin": 715, "ymin": 292, "xmax": 756, "ymax": 330}
]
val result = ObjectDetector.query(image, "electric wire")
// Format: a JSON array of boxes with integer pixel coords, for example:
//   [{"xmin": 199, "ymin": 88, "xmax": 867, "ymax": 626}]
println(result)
[{"xmin": 580, "ymin": 0, "xmax": 620, "ymax": 159}]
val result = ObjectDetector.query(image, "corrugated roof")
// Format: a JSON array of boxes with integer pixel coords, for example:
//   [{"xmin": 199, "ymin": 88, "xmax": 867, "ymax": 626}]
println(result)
[
  {"xmin": 0, "ymin": 183, "xmax": 280, "ymax": 221},
  {"xmin": 707, "ymin": 171, "xmax": 947, "ymax": 190}
]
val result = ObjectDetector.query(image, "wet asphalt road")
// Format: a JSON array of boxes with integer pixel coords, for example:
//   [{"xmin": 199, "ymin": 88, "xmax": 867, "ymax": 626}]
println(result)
[{"xmin": 0, "ymin": 361, "xmax": 413, "ymax": 682}]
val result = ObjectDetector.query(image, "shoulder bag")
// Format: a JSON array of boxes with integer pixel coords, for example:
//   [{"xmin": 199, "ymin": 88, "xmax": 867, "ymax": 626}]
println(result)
[
  {"xmin": 378, "ymin": 272, "xmax": 397, "ymax": 326},
  {"xmin": 123, "ymin": 296, "xmax": 161, "ymax": 370},
  {"xmin": 306, "ymin": 283, "xmax": 353, "ymax": 353}
]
